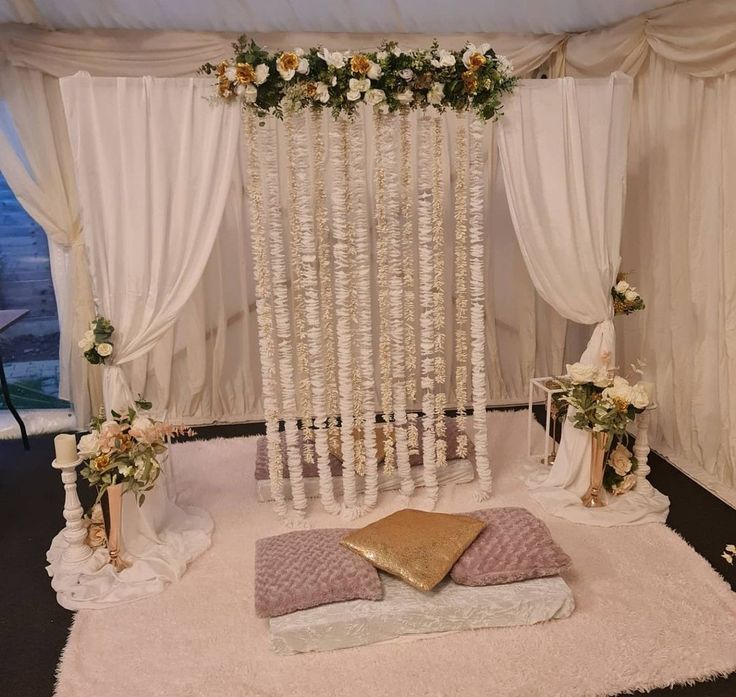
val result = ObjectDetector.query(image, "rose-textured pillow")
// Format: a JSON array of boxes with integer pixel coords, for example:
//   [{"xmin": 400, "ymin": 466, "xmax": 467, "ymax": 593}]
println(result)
[
  {"xmin": 451, "ymin": 507, "xmax": 572, "ymax": 586},
  {"xmin": 255, "ymin": 528, "xmax": 382, "ymax": 618}
]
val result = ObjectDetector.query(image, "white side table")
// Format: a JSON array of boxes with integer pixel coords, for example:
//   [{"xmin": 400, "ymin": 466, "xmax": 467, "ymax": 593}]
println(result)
[{"xmin": 527, "ymin": 377, "xmax": 565, "ymax": 466}]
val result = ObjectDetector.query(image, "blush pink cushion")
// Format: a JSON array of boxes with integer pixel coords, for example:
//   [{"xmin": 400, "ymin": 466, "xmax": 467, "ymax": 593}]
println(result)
[
  {"xmin": 255, "ymin": 528, "xmax": 383, "ymax": 618},
  {"xmin": 450, "ymin": 507, "xmax": 572, "ymax": 586}
]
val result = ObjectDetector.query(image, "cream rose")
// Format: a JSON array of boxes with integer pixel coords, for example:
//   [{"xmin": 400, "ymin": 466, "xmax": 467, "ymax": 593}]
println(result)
[
  {"xmin": 603, "ymin": 375, "xmax": 633, "ymax": 404},
  {"xmin": 396, "ymin": 89, "xmax": 414, "ymax": 104},
  {"xmin": 624, "ymin": 289, "xmax": 639, "ymax": 302},
  {"xmin": 314, "ymin": 82, "xmax": 330, "ymax": 103},
  {"xmin": 431, "ymin": 49, "xmax": 456, "ymax": 68},
  {"xmin": 78, "ymin": 336, "xmax": 95, "ymax": 352},
  {"xmin": 566, "ymin": 362, "xmax": 598, "ymax": 384},
  {"xmin": 367, "ymin": 62, "xmax": 382, "ymax": 80},
  {"xmin": 77, "ymin": 432, "xmax": 100, "ymax": 458},
  {"xmin": 609, "ymin": 444, "xmax": 633, "ymax": 476},
  {"xmin": 318, "ymin": 48, "xmax": 346, "ymax": 69},
  {"xmin": 254, "ymin": 63, "xmax": 269, "ymax": 85},
  {"xmin": 364, "ymin": 89, "xmax": 386, "ymax": 106},
  {"xmin": 629, "ymin": 383, "xmax": 650, "ymax": 410},
  {"xmin": 398, "ymin": 68, "xmax": 414, "ymax": 81},
  {"xmin": 615, "ymin": 280, "xmax": 630, "ymax": 293},
  {"xmin": 349, "ymin": 77, "xmax": 370, "ymax": 93},
  {"xmin": 613, "ymin": 473, "xmax": 637, "ymax": 495},
  {"xmin": 427, "ymin": 82, "xmax": 445, "ymax": 105},
  {"xmin": 96, "ymin": 342, "xmax": 113, "ymax": 357}
]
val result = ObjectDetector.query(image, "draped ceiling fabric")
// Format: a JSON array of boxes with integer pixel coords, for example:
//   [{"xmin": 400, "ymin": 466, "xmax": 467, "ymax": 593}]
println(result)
[
  {"xmin": 59, "ymin": 74, "xmax": 240, "ymax": 415},
  {"xmin": 0, "ymin": 0, "xmax": 735, "ymax": 498}
]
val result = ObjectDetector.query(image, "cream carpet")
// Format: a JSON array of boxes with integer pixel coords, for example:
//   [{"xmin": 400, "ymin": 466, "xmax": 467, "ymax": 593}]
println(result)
[{"xmin": 54, "ymin": 411, "xmax": 736, "ymax": 697}]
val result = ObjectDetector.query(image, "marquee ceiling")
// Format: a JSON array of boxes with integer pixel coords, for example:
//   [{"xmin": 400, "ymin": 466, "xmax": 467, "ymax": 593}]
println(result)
[{"xmin": 0, "ymin": 0, "xmax": 681, "ymax": 34}]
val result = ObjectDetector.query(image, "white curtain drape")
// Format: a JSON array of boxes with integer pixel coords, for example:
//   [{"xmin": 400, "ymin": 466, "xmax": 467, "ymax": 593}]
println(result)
[
  {"xmin": 59, "ymin": 74, "xmax": 241, "ymax": 414},
  {"xmin": 0, "ymin": 64, "xmax": 100, "ymax": 424},
  {"xmin": 498, "ymin": 74, "xmax": 669, "ymax": 524}
]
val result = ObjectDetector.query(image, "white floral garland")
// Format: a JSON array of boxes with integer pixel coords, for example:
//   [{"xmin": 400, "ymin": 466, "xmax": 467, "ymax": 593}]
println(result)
[
  {"xmin": 330, "ymin": 118, "xmax": 361, "ymax": 518},
  {"xmin": 352, "ymin": 116, "xmax": 380, "ymax": 510},
  {"xmin": 244, "ymin": 112, "xmax": 288, "ymax": 520},
  {"xmin": 431, "ymin": 113, "xmax": 448, "ymax": 470},
  {"xmin": 285, "ymin": 114, "xmax": 315, "ymax": 466},
  {"xmin": 399, "ymin": 113, "xmax": 420, "ymax": 456},
  {"xmin": 468, "ymin": 116, "xmax": 492, "ymax": 499},
  {"xmin": 262, "ymin": 118, "xmax": 308, "ymax": 519},
  {"xmin": 287, "ymin": 111, "xmax": 340, "ymax": 515},
  {"xmin": 453, "ymin": 114, "xmax": 470, "ymax": 459},
  {"xmin": 417, "ymin": 111, "xmax": 438, "ymax": 504},
  {"xmin": 311, "ymin": 111, "xmax": 341, "ymax": 456}
]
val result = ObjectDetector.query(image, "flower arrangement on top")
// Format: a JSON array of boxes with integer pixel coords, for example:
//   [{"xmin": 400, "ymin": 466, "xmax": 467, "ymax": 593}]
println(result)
[
  {"xmin": 77, "ymin": 398, "xmax": 194, "ymax": 506},
  {"xmin": 200, "ymin": 37, "xmax": 517, "ymax": 121},
  {"xmin": 556, "ymin": 363, "xmax": 650, "ymax": 496},
  {"xmin": 78, "ymin": 315, "xmax": 114, "ymax": 365},
  {"xmin": 612, "ymin": 272, "xmax": 645, "ymax": 315}
]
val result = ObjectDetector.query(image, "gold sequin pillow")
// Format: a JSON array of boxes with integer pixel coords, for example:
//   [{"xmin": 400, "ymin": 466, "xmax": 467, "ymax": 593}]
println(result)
[{"xmin": 340, "ymin": 509, "xmax": 485, "ymax": 592}]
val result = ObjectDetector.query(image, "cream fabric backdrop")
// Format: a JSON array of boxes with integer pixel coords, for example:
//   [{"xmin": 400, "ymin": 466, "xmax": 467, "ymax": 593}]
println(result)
[{"xmin": 1, "ymin": 0, "xmax": 735, "ymax": 496}]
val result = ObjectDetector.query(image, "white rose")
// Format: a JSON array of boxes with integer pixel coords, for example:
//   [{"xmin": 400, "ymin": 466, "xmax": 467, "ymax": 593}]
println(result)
[
  {"xmin": 254, "ymin": 63, "xmax": 269, "ymax": 85},
  {"xmin": 294, "ymin": 47, "xmax": 304, "ymax": 57},
  {"xmin": 376, "ymin": 50, "xmax": 388, "ymax": 61},
  {"xmin": 629, "ymin": 383, "xmax": 650, "ymax": 410},
  {"xmin": 615, "ymin": 280, "xmax": 630, "ymax": 293},
  {"xmin": 243, "ymin": 84, "xmax": 258, "ymax": 103},
  {"xmin": 593, "ymin": 367, "xmax": 612, "ymax": 388},
  {"xmin": 609, "ymin": 444, "xmax": 633, "ymax": 476},
  {"xmin": 224, "ymin": 66, "xmax": 237, "ymax": 82},
  {"xmin": 96, "ymin": 342, "xmax": 113, "ymax": 357},
  {"xmin": 396, "ymin": 89, "xmax": 414, "ymax": 104},
  {"xmin": 77, "ymin": 432, "xmax": 100, "ymax": 458},
  {"xmin": 278, "ymin": 66, "xmax": 295, "ymax": 81},
  {"xmin": 78, "ymin": 336, "xmax": 95, "ymax": 352},
  {"xmin": 391, "ymin": 46, "xmax": 403, "ymax": 57},
  {"xmin": 624, "ymin": 289, "xmax": 639, "ymax": 302},
  {"xmin": 427, "ymin": 82, "xmax": 445, "ymax": 105},
  {"xmin": 314, "ymin": 82, "xmax": 330, "ymax": 103},
  {"xmin": 566, "ymin": 362, "xmax": 598, "ymax": 384},
  {"xmin": 297, "ymin": 57, "xmax": 310, "ymax": 75},
  {"xmin": 318, "ymin": 48, "xmax": 346, "ymax": 69},
  {"xmin": 130, "ymin": 416, "xmax": 158, "ymax": 443},
  {"xmin": 84, "ymin": 329, "xmax": 95, "ymax": 341},
  {"xmin": 603, "ymin": 375, "xmax": 633, "ymax": 404},
  {"xmin": 398, "ymin": 68, "xmax": 414, "ymax": 81},
  {"xmin": 330, "ymin": 75, "xmax": 337, "ymax": 86},
  {"xmin": 364, "ymin": 89, "xmax": 386, "ymax": 106},
  {"xmin": 367, "ymin": 62, "xmax": 382, "ymax": 80},
  {"xmin": 431, "ymin": 49, "xmax": 456, "ymax": 68},
  {"xmin": 349, "ymin": 77, "xmax": 370, "ymax": 93},
  {"xmin": 346, "ymin": 90, "xmax": 361, "ymax": 101}
]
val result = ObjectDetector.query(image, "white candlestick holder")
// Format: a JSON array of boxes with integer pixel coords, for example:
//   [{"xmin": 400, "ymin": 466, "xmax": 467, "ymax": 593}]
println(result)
[{"xmin": 52, "ymin": 456, "xmax": 96, "ymax": 569}]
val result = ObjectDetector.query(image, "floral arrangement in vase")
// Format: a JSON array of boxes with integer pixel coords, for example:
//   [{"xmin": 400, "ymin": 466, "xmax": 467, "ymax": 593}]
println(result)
[
  {"xmin": 78, "ymin": 315, "xmax": 114, "ymax": 364},
  {"xmin": 200, "ymin": 37, "xmax": 517, "ymax": 121},
  {"xmin": 556, "ymin": 363, "xmax": 650, "ymax": 505},
  {"xmin": 612, "ymin": 273, "xmax": 645, "ymax": 315},
  {"xmin": 77, "ymin": 398, "xmax": 193, "ymax": 506}
]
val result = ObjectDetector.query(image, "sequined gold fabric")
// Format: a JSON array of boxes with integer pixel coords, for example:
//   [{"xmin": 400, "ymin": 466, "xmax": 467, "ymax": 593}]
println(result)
[{"xmin": 340, "ymin": 509, "xmax": 485, "ymax": 591}]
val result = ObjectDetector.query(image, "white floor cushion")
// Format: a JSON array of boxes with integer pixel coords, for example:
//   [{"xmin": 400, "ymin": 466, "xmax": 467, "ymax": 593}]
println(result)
[
  {"xmin": 256, "ymin": 458, "xmax": 475, "ymax": 502},
  {"xmin": 269, "ymin": 573, "xmax": 574, "ymax": 654}
]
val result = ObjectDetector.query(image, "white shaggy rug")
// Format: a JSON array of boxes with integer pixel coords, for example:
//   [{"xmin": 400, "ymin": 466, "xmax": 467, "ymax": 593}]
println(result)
[{"xmin": 53, "ymin": 411, "xmax": 736, "ymax": 697}]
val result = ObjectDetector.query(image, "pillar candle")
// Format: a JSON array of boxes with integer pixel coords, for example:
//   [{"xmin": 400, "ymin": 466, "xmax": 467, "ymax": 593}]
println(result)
[{"xmin": 54, "ymin": 433, "xmax": 79, "ymax": 465}]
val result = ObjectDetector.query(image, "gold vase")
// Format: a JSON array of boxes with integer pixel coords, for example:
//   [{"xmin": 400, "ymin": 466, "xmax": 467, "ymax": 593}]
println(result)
[
  {"xmin": 581, "ymin": 431, "xmax": 608, "ymax": 508},
  {"xmin": 102, "ymin": 483, "xmax": 129, "ymax": 571}
]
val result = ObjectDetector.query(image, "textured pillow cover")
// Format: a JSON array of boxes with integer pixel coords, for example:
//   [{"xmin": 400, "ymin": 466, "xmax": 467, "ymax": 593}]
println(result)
[
  {"xmin": 255, "ymin": 529, "xmax": 383, "ymax": 618},
  {"xmin": 341, "ymin": 509, "xmax": 486, "ymax": 592},
  {"xmin": 451, "ymin": 507, "xmax": 572, "ymax": 586}
]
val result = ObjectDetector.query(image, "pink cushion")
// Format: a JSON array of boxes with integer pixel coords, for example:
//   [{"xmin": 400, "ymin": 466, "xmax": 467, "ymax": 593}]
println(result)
[
  {"xmin": 255, "ymin": 528, "xmax": 383, "ymax": 618},
  {"xmin": 451, "ymin": 507, "xmax": 572, "ymax": 586}
]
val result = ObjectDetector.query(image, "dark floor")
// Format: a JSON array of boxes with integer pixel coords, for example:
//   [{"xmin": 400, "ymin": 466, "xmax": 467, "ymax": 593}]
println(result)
[{"xmin": 0, "ymin": 409, "xmax": 734, "ymax": 697}]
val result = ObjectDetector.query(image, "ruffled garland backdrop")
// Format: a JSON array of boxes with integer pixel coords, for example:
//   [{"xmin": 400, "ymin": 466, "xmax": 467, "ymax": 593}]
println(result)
[{"xmin": 218, "ymin": 39, "xmax": 513, "ymax": 521}]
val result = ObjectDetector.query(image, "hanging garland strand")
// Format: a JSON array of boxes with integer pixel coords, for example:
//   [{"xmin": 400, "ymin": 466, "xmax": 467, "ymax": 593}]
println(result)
[
  {"xmin": 331, "ymin": 117, "xmax": 361, "ymax": 518},
  {"xmin": 375, "ymin": 112, "xmax": 396, "ymax": 474},
  {"xmin": 431, "ymin": 112, "xmax": 448, "ymax": 469},
  {"xmin": 454, "ymin": 114, "xmax": 470, "ymax": 458},
  {"xmin": 311, "ymin": 110, "xmax": 341, "ymax": 455},
  {"xmin": 202, "ymin": 38, "xmax": 516, "ymax": 122},
  {"xmin": 285, "ymin": 113, "xmax": 315, "ymax": 464},
  {"xmin": 286, "ymin": 111, "xmax": 341, "ymax": 515},
  {"xmin": 381, "ymin": 111, "xmax": 412, "ymax": 492},
  {"xmin": 244, "ymin": 111, "xmax": 288, "ymax": 520},
  {"xmin": 399, "ymin": 113, "xmax": 420, "ymax": 456},
  {"xmin": 468, "ymin": 116, "xmax": 492, "ymax": 499},
  {"xmin": 417, "ymin": 111, "xmax": 438, "ymax": 505}
]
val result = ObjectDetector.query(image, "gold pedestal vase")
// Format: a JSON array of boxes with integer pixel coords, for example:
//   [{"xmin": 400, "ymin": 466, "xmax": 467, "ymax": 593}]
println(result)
[
  {"xmin": 102, "ymin": 482, "xmax": 129, "ymax": 571},
  {"xmin": 581, "ymin": 431, "xmax": 608, "ymax": 508}
]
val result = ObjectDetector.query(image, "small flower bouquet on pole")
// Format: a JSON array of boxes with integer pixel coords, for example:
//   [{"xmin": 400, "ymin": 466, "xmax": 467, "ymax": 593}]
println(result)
[
  {"xmin": 78, "ymin": 315, "xmax": 115, "ymax": 364},
  {"xmin": 556, "ymin": 364, "xmax": 650, "ymax": 507}
]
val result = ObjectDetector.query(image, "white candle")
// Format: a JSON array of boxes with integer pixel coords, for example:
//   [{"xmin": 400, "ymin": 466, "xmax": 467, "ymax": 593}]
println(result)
[{"xmin": 54, "ymin": 433, "xmax": 79, "ymax": 465}]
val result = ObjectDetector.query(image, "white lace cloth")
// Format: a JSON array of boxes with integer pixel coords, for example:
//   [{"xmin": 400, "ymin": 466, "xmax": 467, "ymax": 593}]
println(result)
[
  {"xmin": 270, "ymin": 573, "xmax": 574, "ymax": 654},
  {"xmin": 46, "ymin": 456, "xmax": 213, "ymax": 610}
]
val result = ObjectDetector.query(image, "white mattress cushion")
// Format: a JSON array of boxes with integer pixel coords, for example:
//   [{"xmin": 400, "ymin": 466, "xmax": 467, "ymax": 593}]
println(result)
[
  {"xmin": 256, "ymin": 458, "xmax": 475, "ymax": 502},
  {"xmin": 269, "ymin": 573, "xmax": 574, "ymax": 654}
]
